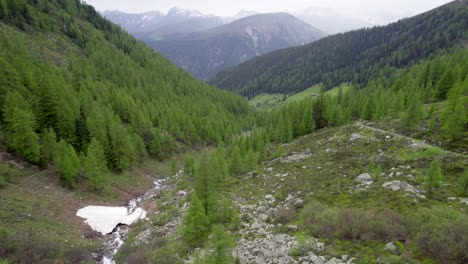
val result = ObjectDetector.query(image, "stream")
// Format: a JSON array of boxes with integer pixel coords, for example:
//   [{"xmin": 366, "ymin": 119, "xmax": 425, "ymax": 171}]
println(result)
[{"xmin": 77, "ymin": 178, "xmax": 166, "ymax": 264}]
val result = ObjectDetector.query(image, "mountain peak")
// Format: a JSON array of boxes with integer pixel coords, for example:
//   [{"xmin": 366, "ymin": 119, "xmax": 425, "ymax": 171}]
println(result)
[{"xmin": 167, "ymin": 7, "xmax": 204, "ymax": 17}]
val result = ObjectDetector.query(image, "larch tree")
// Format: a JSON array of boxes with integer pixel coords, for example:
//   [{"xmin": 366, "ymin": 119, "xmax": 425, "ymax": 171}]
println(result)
[
  {"xmin": 424, "ymin": 159, "xmax": 443, "ymax": 196},
  {"xmin": 83, "ymin": 138, "xmax": 108, "ymax": 191},
  {"xmin": 54, "ymin": 139, "xmax": 80, "ymax": 187},
  {"xmin": 182, "ymin": 192, "xmax": 210, "ymax": 247},
  {"xmin": 3, "ymin": 91, "xmax": 41, "ymax": 163},
  {"xmin": 401, "ymin": 93, "xmax": 423, "ymax": 132}
]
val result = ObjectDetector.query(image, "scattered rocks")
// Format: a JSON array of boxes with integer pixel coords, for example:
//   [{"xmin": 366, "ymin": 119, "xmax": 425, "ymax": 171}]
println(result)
[
  {"xmin": 280, "ymin": 150, "xmax": 312, "ymax": 163},
  {"xmin": 382, "ymin": 181, "xmax": 424, "ymax": 199},
  {"xmin": 349, "ymin": 133, "xmax": 365, "ymax": 141},
  {"xmin": 355, "ymin": 173, "xmax": 373, "ymax": 184},
  {"xmin": 265, "ymin": 195, "xmax": 275, "ymax": 204},
  {"xmin": 384, "ymin": 242, "xmax": 400, "ymax": 255},
  {"xmin": 354, "ymin": 173, "xmax": 373, "ymax": 191}
]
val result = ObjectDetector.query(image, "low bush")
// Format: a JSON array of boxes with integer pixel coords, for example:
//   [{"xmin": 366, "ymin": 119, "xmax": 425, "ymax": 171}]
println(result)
[
  {"xmin": 300, "ymin": 201, "xmax": 410, "ymax": 241},
  {"xmin": 275, "ymin": 206, "xmax": 297, "ymax": 225}
]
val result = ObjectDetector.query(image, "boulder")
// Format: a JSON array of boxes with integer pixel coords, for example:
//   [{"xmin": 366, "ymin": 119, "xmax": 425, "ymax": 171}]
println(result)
[
  {"xmin": 350, "ymin": 133, "xmax": 364, "ymax": 141},
  {"xmin": 383, "ymin": 181, "xmax": 402, "ymax": 191},
  {"xmin": 355, "ymin": 173, "xmax": 373, "ymax": 186},
  {"xmin": 384, "ymin": 241, "xmax": 400, "ymax": 255}
]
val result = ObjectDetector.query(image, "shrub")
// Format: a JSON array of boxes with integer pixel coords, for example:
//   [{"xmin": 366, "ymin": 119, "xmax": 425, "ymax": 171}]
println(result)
[
  {"xmin": 0, "ymin": 176, "xmax": 5, "ymax": 188},
  {"xmin": 300, "ymin": 201, "xmax": 410, "ymax": 241},
  {"xmin": 415, "ymin": 206, "xmax": 468, "ymax": 264},
  {"xmin": 275, "ymin": 206, "xmax": 297, "ymax": 225}
]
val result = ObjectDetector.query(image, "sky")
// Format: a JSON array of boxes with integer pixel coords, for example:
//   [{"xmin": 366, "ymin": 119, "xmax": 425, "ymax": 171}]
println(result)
[{"xmin": 83, "ymin": 0, "xmax": 453, "ymax": 24}]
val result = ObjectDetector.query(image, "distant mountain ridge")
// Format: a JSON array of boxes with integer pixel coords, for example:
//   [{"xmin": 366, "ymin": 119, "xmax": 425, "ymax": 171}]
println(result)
[
  {"xmin": 210, "ymin": 0, "xmax": 468, "ymax": 96},
  {"xmin": 145, "ymin": 13, "xmax": 326, "ymax": 80},
  {"xmin": 102, "ymin": 7, "xmax": 224, "ymax": 39}
]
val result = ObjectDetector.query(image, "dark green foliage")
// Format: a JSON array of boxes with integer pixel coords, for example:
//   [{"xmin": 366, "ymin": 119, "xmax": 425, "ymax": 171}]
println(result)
[{"xmin": 211, "ymin": 1, "xmax": 468, "ymax": 96}]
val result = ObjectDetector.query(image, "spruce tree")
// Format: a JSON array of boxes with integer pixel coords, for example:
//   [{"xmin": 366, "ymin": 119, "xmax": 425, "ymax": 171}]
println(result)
[{"xmin": 457, "ymin": 171, "xmax": 468, "ymax": 197}]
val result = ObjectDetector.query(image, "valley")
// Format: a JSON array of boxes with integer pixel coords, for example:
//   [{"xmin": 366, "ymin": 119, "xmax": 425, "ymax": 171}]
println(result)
[{"xmin": 0, "ymin": 1, "xmax": 466, "ymax": 264}]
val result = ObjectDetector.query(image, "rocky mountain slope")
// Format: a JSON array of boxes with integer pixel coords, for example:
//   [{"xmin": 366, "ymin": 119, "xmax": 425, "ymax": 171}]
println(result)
[
  {"xmin": 211, "ymin": 0, "xmax": 467, "ymax": 96},
  {"xmin": 146, "ymin": 13, "xmax": 326, "ymax": 80}
]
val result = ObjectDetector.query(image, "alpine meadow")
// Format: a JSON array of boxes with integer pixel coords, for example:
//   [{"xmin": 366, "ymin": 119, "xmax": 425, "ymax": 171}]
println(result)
[{"xmin": 0, "ymin": 1, "xmax": 466, "ymax": 264}]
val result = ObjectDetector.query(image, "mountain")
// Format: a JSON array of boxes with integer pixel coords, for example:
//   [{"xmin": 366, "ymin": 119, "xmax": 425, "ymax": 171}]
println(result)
[
  {"xmin": 295, "ymin": 6, "xmax": 374, "ymax": 34},
  {"xmin": 0, "ymin": 1, "xmax": 252, "ymax": 172},
  {"xmin": 102, "ymin": 7, "xmax": 224, "ymax": 39},
  {"xmin": 223, "ymin": 10, "xmax": 260, "ymax": 23},
  {"xmin": 145, "ymin": 13, "xmax": 326, "ymax": 80},
  {"xmin": 211, "ymin": 1, "xmax": 468, "ymax": 97}
]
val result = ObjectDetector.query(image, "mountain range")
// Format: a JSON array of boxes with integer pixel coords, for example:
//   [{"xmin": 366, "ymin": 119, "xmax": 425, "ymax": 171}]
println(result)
[
  {"xmin": 104, "ymin": 9, "xmax": 326, "ymax": 80},
  {"xmin": 211, "ymin": 0, "xmax": 468, "ymax": 96},
  {"xmin": 144, "ymin": 13, "xmax": 325, "ymax": 80}
]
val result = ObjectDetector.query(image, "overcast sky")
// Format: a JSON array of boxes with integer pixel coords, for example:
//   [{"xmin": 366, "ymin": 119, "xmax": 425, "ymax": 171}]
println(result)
[{"xmin": 83, "ymin": 0, "xmax": 453, "ymax": 23}]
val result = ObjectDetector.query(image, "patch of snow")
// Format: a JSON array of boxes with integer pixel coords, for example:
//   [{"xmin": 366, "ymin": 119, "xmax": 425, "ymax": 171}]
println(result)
[{"xmin": 76, "ymin": 206, "xmax": 146, "ymax": 235}]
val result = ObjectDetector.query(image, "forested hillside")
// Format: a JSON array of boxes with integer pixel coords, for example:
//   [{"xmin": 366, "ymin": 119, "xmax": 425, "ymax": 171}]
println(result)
[
  {"xmin": 211, "ymin": 0, "xmax": 468, "ymax": 96},
  {"xmin": 145, "ymin": 13, "xmax": 325, "ymax": 80},
  {"xmin": 0, "ymin": 0, "xmax": 253, "ymax": 185}
]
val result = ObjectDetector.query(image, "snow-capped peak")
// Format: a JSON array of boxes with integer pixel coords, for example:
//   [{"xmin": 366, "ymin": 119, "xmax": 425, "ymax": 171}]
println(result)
[{"xmin": 167, "ymin": 7, "xmax": 204, "ymax": 17}]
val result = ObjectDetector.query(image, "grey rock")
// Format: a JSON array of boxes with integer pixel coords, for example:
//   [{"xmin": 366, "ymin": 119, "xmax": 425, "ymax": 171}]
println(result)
[
  {"xmin": 350, "ymin": 133, "xmax": 365, "ymax": 141},
  {"xmin": 384, "ymin": 241, "xmax": 400, "ymax": 255},
  {"xmin": 459, "ymin": 198, "xmax": 468, "ymax": 205},
  {"xmin": 355, "ymin": 173, "xmax": 373, "ymax": 183}
]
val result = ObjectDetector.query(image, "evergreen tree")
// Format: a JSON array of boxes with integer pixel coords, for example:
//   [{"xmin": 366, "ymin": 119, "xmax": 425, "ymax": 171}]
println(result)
[
  {"xmin": 184, "ymin": 154, "xmax": 195, "ymax": 178},
  {"xmin": 182, "ymin": 193, "xmax": 210, "ymax": 247},
  {"xmin": 229, "ymin": 146, "xmax": 243, "ymax": 174},
  {"xmin": 83, "ymin": 138, "xmax": 108, "ymax": 190},
  {"xmin": 441, "ymin": 84, "xmax": 466, "ymax": 141},
  {"xmin": 424, "ymin": 159, "xmax": 443, "ymax": 196},
  {"xmin": 54, "ymin": 139, "xmax": 80, "ymax": 187},
  {"xmin": 436, "ymin": 69, "xmax": 455, "ymax": 100},
  {"xmin": 401, "ymin": 94, "xmax": 423, "ymax": 132},
  {"xmin": 3, "ymin": 91, "xmax": 41, "ymax": 163},
  {"xmin": 40, "ymin": 128, "xmax": 57, "ymax": 165},
  {"xmin": 245, "ymin": 148, "xmax": 256, "ymax": 171},
  {"xmin": 205, "ymin": 225, "xmax": 236, "ymax": 264}
]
